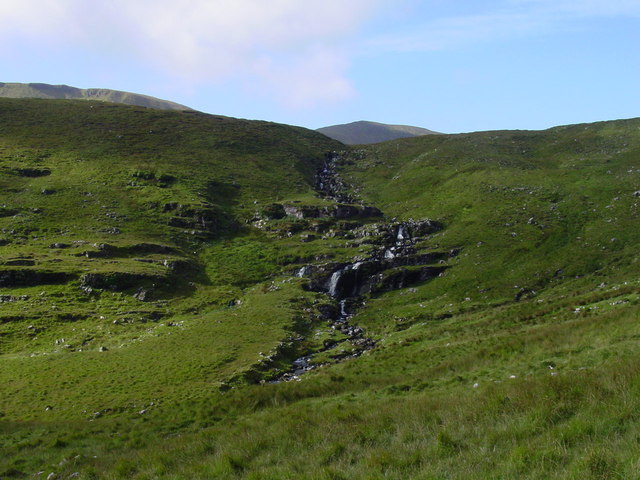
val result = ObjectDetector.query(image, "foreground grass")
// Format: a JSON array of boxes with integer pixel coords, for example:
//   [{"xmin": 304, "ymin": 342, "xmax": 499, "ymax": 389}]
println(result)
[{"xmin": 3, "ymin": 297, "xmax": 639, "ymax": 479}]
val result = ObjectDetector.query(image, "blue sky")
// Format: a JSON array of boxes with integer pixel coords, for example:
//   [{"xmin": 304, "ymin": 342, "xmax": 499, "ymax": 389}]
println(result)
[{"xmin": 1, "ymin": 0, "xmax": 639, "ymax": 132}]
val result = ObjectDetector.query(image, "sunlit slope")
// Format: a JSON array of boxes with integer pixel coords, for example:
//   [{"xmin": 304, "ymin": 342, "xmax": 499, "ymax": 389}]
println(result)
[
  {"xmin": 341, "ymin": 119, "xmax": 640, "ymax": 308},
  {"xmin": 0, "ymin": 98, "xmax": 340, "ymax": 356},
  {"xmin": 0, "ymin": 82, "xmax": 193, "ymax": 111}
]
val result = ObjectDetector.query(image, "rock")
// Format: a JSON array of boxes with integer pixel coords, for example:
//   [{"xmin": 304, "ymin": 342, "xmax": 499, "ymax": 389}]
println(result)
[
  {"xmin": 161, "ymin": 259, "xmax": 196, "ymax": 274},
  {"xmin": 133, "ymin": 288, "xmax": 150, "ymax": 301},
  {"xmin": 98, "ymin": 346, "xmax": 108, "ymax": 352},
  {"xmin": 80, "ymin": 272, "xmax": 164, "ymax": 291},
  {"xmin": 15, "ymin": 167, "xmax": 51, "ymax": 177},
  {"xmin": 317, "ymin": 303, "xmax": 339, "ymax": 320},
  {"xmin": 41, "ymin": 189, "xmax": 56, "ymax": 195},
  {"xmin": 323, "ymin": 339, "xmax": 338, "ymax": 349},
  {"xmin": 0, "ymin": 270, "xmax": 72, "ymax": 287},
  {"xmin": 260, "ymin": 203, "xmax": 286, "ymax": 220},
  {"xmin": 167, "ymin": 203, "xmax": 226, "ymax": 235},
  {"xmin": 49, "ymin": 243, "xmax": 70, "ymax": 249},
  {"xmin": 4, "ymin": 259, "xmax": 35, "ymax": 266},
  {"xmin": 131, "ymin": 243, "xmax": 177, "ymax": 254}
]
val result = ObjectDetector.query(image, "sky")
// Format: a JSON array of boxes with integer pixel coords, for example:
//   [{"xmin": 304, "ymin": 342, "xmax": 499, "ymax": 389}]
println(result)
[{"xmin": 1, "ymin": 0, "xmax": 639, "ymax": 133}]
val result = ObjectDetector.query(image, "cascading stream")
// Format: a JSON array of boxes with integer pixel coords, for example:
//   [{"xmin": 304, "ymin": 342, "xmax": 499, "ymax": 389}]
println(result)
[{"xmin": 272, "ymin": 153, "xmax": 451, "ymax": 382}]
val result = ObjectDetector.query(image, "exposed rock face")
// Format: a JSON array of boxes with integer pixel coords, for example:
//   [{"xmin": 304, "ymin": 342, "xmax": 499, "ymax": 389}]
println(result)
[
  {"xmin": 164, "ymin": 203, "xmax": 230, "ymax": 236},
  {"xmin": 0, "ymin": 270, "xmax": 72, "ymax": 287},
  {"xmin": 80, "ymin": 272, "xmax": 164, "ymax": 291},
  {"xmin": 308, "ymin": 220, "xmax": 452, "ymax": 299},
  {"xmin": 296, "ymin": 218, "xmax": 453, "ymax": 299},
  {"xmin": 282, "ymin": 204, "xmax": 382, "ymax": 220},
  {"xmin": 316, "ymin": 153, "xmax": 354, "ymax": 203}
]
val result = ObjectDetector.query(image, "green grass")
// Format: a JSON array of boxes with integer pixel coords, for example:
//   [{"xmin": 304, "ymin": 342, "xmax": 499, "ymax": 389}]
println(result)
[{"xmin": 2, "ymin": 99, "xmax": 640, "ymax": 478}]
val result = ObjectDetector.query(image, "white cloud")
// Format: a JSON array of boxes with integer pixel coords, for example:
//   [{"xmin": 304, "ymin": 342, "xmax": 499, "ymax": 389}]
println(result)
[
  {"xmin": 0, "ymin": 0, "xmax": 382, "ymax": 108},
  {"xmin": 252, "ymin": 47, "xmax": 355, "ymax": 108}
]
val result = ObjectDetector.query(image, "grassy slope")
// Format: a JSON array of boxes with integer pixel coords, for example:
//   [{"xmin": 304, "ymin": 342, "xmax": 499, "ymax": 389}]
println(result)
[
  {"xmin": 2, "ymin": 102, "xmax": 640, "ymax": 479},
  {"xmin": 0, "ymin": 98, "xmax": 340, "ymax": 423},
  {"xmin": 0, "ymin": 83, "xmax": 192, "ymax": 111}
]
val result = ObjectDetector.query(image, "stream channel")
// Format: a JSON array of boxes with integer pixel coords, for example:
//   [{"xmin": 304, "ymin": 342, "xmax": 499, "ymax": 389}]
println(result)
[{"xmin": 272, "ymin": 154, "xmax": 451, "ymax": 382}]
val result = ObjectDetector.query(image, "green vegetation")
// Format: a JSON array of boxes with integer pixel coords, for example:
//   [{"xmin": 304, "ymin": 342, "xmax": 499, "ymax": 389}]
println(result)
[
  {"xmin": 1, "ymin": 98, "xmax": 640, "ymax": 479},
  {"xmin": 0, "ymin": 83, "xmax": 192, "ymax": 111}
]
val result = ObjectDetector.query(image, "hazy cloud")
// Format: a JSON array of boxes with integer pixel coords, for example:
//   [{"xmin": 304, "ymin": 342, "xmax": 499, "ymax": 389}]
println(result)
[{"xmin": 0, "ymin": 0, "xmax": 382, "ymax": 107}]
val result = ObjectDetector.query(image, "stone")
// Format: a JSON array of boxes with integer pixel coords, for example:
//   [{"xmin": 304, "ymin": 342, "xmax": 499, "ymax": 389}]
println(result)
[{"xmin": 133, "ymin": 288, "xmax": 150, "ymax": 301}]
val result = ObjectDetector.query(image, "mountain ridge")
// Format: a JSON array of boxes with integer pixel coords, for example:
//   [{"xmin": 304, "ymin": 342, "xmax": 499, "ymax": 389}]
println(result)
[{"xmin": 0, "ymin": 82, "xmax": 193, "ymax": 111}]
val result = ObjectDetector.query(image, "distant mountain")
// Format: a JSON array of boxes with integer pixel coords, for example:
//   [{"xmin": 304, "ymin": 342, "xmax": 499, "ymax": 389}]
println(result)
[
  {"xmin": 317, "ymin": 120, "xmax": 439, "ymax": 144},
  {"xmin": 0, "ymin": 82, "xmax": 193, "ymax": 111}
]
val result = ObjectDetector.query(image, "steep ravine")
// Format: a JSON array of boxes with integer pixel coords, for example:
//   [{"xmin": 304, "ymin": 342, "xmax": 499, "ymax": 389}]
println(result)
[{"xmin": 270, "ymin": 153, "xmax": 457, "ymax": 382}]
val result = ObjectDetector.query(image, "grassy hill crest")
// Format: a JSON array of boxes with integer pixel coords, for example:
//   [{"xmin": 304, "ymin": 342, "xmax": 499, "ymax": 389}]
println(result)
[{"xmin": 0, "ymin": 82, "xmax": 193, "ymax": 111}]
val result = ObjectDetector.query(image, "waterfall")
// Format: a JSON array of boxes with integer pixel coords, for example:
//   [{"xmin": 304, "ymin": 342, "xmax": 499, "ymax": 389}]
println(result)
[
  {"xmin": 339, "ymin": 299, "xmax": 348, "ymax": 317},
  {"xmin": 327, "ymin": 270, "xmax": 342, "ymax": 297},
  {"xmin": 297, "ymin": 266, "xmax": 311, "ymax": 278}
]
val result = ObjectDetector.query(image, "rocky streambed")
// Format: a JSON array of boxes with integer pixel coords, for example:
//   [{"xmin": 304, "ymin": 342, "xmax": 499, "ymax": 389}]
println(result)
[{"xmin": 271, "ymin": 153, "xmax": 458, "ymax": 382}]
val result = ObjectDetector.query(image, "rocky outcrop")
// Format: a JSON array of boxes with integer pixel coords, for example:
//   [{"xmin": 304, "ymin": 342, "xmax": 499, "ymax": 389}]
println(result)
[
  {"xmin": 0, "ymin": 270, "xmax": 73, "ymax": 287},
  {"xmin": 316, "ymin": 153, "xmax": 354, "ymax": 203},
  {"xmin": 80, "ymin": 272, "xmax": 165, "ymax": 291},
  {"xmin": 164, "ymin": 202, "xmax": 229, "ymax": 236},
  {"xmin": 282, "ymin": 204, "xmax": 382, "ymax": 220}
]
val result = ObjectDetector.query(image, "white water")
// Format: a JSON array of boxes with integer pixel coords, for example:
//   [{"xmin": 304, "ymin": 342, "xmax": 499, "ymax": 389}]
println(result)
[
  {"xmin": 339, "ymin": 299, "xmax": 348, "ymax": 317},
  {"xmin": 327, "ymin": 270, "xmax": 342, "ymax": 297},
  {"xmin": 297, "ymin": 266, "xmax": 311, "ymax": 278}
]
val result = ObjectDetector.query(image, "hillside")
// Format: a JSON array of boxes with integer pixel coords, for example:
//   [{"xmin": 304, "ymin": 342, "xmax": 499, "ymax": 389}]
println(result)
[
  {"xmin": 2, "ymin": 100, "xmax": 640, "ymax": 479},
  {"xmin": 0, "ymin": 82, "xmax": 192, "ymax": 111},
  {"xmin": 317, "ymin": 120, "xmax": 438, "ymax": 144}
]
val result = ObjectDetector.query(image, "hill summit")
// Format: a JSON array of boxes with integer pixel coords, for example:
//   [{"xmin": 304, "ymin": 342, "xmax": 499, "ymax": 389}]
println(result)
[
  {"xmin": 317, "ymin": 120, "xmax": 439, "ymax": 144},
  {"xmin": 0, "ymin": 82, "xmax": 192, "ymax": 111}
]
